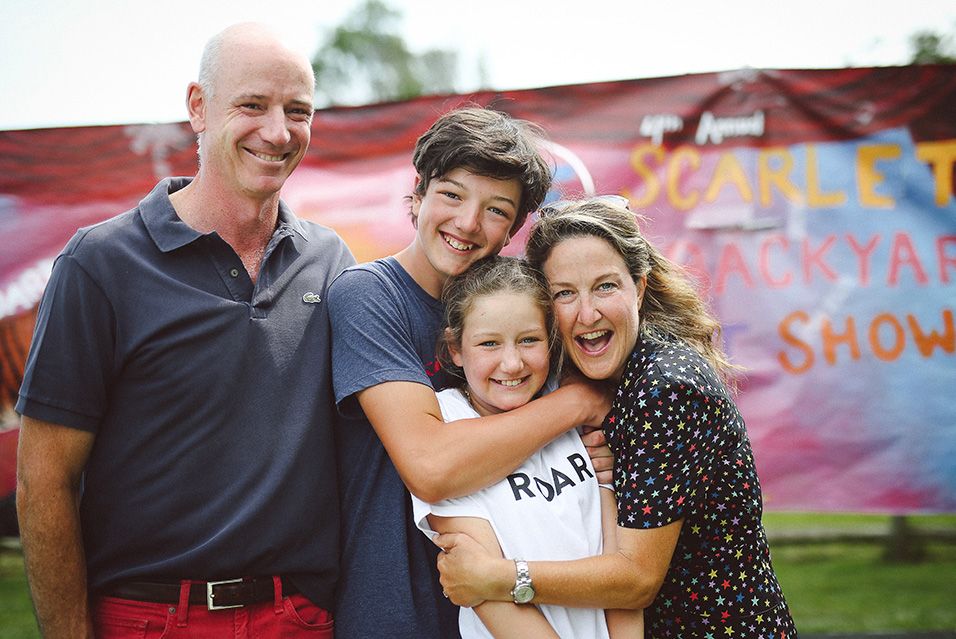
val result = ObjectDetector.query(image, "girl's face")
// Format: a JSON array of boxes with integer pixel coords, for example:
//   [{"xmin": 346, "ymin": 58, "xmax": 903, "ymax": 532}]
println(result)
[
  {"xmin": 449, "ymin": 291, "xmax": 551, "ymax": 417},
  {"xmin": 543, "ymin": 235, "xmax": 644, "ymax": 382}
]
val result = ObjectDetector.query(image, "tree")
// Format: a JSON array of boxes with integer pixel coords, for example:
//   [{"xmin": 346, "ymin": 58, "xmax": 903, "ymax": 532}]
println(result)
[
  {"xmin": 909, "ymin": 29, "xmax": 956, "ymax": 64},
  {"xmin": 312, "ymin": 0, "xmax": 459, "ymax": 106}
]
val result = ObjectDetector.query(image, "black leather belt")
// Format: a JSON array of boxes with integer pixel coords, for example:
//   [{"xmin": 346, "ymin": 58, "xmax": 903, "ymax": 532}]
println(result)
[{"xmin": 105, "ymin": 577, "xmax": 298, "ymax": 610}]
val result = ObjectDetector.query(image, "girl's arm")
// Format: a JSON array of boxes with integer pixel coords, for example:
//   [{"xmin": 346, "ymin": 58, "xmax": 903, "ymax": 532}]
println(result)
[
  {"xmin": 427, "ymin": 514, "xmax": 560, "ymax": 639},
  {"xmin": 436, "ymin": 517, "xmax": 682, "ymax": 610},
  {"xmin": 599, "ymin": 488, "xmax": 645, "ymax": 638}
]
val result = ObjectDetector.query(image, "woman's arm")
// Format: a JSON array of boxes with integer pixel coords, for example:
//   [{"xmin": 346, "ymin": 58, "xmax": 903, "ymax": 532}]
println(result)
[
  {"xmin": 599, "ymin": 488, "xmax": 645, "ymax": 638},
  {"xmin": 427, "ymin": 514, "xmax": 560, "ymax": 639},
  {"xmin": 436, "ymin": 517, "xmax": 682, "ymax": 610}
]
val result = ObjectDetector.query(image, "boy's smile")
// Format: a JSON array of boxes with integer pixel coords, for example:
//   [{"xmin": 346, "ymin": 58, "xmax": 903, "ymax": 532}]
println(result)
[{"xmin": 399, "ymin": 168, "xmax": 522, "ymax": 298}]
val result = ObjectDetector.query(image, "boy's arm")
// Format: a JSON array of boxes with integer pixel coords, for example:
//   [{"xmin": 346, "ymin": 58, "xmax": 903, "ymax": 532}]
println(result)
[
  {"xmin": 427, "ymin": 515, "xmax": 560, "ymax": 639},
  {"xmin": 328, "ymin": 266, "xmax": 611, "ymax": 502},
  {"xmin": 358, "ymin": 378, "xmax": 610, "ymax": 502}
]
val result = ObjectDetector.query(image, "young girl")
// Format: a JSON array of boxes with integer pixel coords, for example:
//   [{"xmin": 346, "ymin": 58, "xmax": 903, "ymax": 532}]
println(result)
[{"xmin": 410, "ymin": 256, "xmax": 643, "ymax": 639}]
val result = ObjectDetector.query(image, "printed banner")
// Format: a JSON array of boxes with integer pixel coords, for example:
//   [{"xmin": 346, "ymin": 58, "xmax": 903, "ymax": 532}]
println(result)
[{"xmin": 1, "ymin": 66, "xmax": 954, "ymax": 511}]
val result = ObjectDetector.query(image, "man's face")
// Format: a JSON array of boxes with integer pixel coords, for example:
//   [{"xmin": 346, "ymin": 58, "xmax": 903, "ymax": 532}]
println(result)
[{"xmin": 194, "ymin": 42, "xmax": 314, "ymax": 200}]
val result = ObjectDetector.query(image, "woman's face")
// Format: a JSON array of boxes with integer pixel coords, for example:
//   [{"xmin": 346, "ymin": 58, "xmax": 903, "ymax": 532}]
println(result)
[{"xmin": 543, "ymin": 235, "xmax": 645, "ymax": 381}]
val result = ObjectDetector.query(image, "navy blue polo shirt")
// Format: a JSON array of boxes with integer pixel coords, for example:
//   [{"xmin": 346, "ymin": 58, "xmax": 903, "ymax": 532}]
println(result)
[{"xmin": 17, "ymin": 177, "xmax": 355, "ymax": 609}]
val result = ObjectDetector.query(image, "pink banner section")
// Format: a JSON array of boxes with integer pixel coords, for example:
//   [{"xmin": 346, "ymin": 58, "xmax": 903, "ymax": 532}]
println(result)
[{"xmin": 1, "ymin": 66, "xmax": 955, "ymax": 511}]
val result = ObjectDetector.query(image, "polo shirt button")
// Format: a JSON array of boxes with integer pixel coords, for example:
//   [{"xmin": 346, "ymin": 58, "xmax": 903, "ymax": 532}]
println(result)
[{"xmin": 230, "ymin": 268, "xmax": 240, "ymax": 277}]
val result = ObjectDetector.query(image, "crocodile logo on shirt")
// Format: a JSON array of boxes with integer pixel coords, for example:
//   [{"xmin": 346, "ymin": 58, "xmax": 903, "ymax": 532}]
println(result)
[{"xmin": 302, "ymin": 292, "xmax": 322, "ymax": 304}]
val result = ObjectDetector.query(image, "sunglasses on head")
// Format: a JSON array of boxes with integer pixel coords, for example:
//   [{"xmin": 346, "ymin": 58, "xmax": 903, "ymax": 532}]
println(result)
[{"xmin": 536, "ymin": 194, "xmax": 631, "ymax": 218}]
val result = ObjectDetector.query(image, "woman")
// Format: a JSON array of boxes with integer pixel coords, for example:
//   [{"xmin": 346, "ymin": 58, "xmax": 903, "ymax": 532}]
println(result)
[{"xmin": 435, "ymin": 197, "xmax": 797, "ymax": 638}]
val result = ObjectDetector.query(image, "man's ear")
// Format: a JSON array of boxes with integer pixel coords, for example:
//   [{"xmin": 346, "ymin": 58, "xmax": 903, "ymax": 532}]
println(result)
[
  {"xmin": 185, "ymin": 82, "xmax": 207, "ymax": 134},
  {"xmin": 446, "ymin": 328, "xmax": 464, "ymax": 368}
]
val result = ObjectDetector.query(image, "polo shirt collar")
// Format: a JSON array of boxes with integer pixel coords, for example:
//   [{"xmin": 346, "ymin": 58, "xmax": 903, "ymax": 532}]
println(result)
[
  {"xmin": 140, "ymin": 177, "xmax": 202, "ymax": 253},
  {"xmin": 276, "ymin": 199, "xmax": 310, "ymax": 243},
  {"xmin": 140, "ymin": 177, "xmax": 309, "ymax": 252}
]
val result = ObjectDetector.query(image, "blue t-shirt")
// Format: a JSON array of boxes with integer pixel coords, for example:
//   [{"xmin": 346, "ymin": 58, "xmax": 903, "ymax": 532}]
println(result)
[
  {"xmin": 328, "ymin": 257, "xmax": 460, "ymax": 639},
  {"xmin": 17, "ymin": 178, "xmax": 355, "ymax": 609}
]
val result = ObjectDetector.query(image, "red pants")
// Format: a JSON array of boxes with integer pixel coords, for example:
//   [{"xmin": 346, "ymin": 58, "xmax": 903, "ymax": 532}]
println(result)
[{"xmin": 93, "ymin": 578, "xmax": 333, "ymax": 638}]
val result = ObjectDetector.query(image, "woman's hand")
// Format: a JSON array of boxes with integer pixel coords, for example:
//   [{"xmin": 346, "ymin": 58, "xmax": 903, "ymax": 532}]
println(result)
[{"xmin": 435, "ymin": 532, "xmax": 512, "ymax": 607}]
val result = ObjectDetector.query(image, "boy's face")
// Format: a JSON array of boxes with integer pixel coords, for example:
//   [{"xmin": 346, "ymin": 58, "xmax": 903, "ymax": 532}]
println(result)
[{"xmin": 408, "ymin": 168, "xmax": 522, "ymax": 297}]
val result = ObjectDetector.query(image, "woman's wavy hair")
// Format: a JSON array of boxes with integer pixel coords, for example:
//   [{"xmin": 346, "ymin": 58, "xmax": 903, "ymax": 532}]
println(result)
[
  {"xmin": 437, "ymin": 256, "xmax": 557, "ymax": 381},
  {"xmin": 525, "ymin": 197, "xmax": 740, "ymax": 385}
]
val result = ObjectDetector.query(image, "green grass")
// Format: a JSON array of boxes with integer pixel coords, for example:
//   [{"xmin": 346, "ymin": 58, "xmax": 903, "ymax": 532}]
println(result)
[
  {"xmin": 764, "ymin": 513, "xmax": 956, "ymax": 634},
  {"xmin": 0, "ymin": 549, "xmax": 38, "ymax": 639},
  {"xmin": 763, "ymin": 511, "xmax": 956, "ymax": 531},
  {"xmin": 772, "ymin": 541, "xmax": 956, "ymax": 633},
  {"xmin": 2, "ymin": 514, "xmax": 955, "ymax": 636}
]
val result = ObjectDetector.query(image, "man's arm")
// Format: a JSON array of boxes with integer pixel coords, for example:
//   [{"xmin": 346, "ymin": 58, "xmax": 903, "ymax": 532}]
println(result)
[
  {"xmin": 358, "ymin": 378, "xmax": 611, "ymax": 503},
  {"xmin": 16, "ymin": 416, "xmax": 95, "ymax": 639},
  {"xmin": 436, "ymin": 518, "xmax": 682, "ymax": 610},
  {"xmin": 427, "ymin": 515, "xmax": 560, "ymax": 639}
]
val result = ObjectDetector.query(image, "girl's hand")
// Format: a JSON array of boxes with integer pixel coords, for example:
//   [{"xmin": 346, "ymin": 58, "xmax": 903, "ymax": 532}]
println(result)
[
  {"xmin": 581, "ymin": 426, "xmax": 614, "ymax": 484},
  {"xmin": 435, "ymin": 532, "xmax": 511, "ymax": 607}
]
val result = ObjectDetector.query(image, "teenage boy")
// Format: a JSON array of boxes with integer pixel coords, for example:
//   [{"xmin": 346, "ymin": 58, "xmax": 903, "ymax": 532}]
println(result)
[{"xmin": 327, "ymin": 107, "xmax": 611, "ymax": 638}]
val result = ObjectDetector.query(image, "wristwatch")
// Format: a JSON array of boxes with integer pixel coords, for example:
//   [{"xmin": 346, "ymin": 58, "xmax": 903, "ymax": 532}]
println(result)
[{"xmin": 510, "ymin": 559, "xmax": 535, "ymax": 604}]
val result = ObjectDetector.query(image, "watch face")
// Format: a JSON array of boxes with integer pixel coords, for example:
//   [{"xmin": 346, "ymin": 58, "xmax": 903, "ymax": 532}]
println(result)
[{"xmin": 514, "ymin": 584, "xmax": 535, "ymax": 604}]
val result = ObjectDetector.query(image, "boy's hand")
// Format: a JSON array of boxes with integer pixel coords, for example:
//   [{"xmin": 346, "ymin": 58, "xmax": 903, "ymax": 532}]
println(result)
[{"xmin": 557, "ymin": 373, "xmax": 613, "ymax": 427}]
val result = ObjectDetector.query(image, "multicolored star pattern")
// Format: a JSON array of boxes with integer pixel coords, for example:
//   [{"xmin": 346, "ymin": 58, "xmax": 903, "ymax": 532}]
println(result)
[{"xmin": 606, "ymin": 336, "xmax": 798, "ymax": 638}]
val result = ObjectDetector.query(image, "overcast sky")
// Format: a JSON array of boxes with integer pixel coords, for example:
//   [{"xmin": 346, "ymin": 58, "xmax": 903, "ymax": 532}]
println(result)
[{"xmin": 2, "ymin": 0, "xmax": 954, "ymax": 130}]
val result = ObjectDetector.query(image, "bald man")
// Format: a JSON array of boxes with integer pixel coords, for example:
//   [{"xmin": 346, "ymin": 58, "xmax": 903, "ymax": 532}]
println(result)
[{"xmin": 16, "ymin": 23, "xmax": 353, "ymax": 637}]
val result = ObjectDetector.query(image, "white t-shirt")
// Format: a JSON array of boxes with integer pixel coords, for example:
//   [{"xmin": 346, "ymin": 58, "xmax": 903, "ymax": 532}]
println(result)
[{"xmin": 410, "ymin": 388, "xmax": 610, "ymax": 639}]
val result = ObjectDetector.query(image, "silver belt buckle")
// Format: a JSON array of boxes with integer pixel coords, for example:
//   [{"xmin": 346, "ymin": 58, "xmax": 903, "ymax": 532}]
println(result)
[{"xmin": 206, "ymin": 578, "xmax": 244, "ymax": 610}]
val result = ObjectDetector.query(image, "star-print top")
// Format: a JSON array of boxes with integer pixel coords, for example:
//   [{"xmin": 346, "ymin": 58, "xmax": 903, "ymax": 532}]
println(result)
[{"xmin": 606, "ymin": 336, "xmax": 797, "ymax": 638}]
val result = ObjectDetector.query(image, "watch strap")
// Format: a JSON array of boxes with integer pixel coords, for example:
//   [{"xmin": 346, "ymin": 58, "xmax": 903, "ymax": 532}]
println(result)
[{"xmin": 511, "ymin": 558, "xmax": 534, "ymax": 604}]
